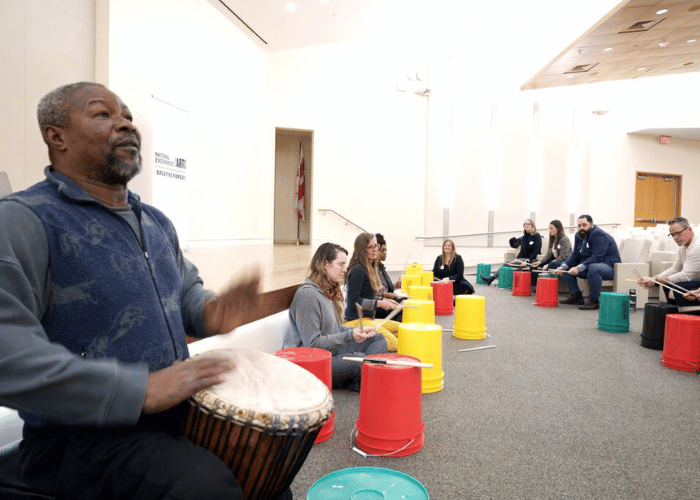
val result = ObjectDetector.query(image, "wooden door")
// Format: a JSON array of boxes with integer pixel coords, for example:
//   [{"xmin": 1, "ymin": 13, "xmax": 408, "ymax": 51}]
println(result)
[{"xmin": 634, "ymin": 172, "xmax": 681, "ymax": 228}]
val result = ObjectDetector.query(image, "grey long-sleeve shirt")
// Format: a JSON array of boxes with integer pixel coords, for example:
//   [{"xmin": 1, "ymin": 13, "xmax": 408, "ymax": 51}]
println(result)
[
  {"xmin": 0, "ymin": 200, "xmax": 212, "ymax": 427},
  {"xmin": 282, "ymin": 279, "xmax": 354, "ymax": 354}
]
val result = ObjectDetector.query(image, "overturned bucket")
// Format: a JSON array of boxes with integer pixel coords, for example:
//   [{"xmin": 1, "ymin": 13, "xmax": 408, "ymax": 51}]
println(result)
[
  {"xmin": 398, "ymin": 323, "xmax": 444, "ymax": 393},
  {"xmin": 354, "ymin": 354, "xmax": 425, "ymax": 457},
  {"xmin": 453, "ymin": 295, "xmax": 486, "ymax": 340},
  {"xmin": 497, "ymin": 266, "xmax": 514, "ymax": 289},
  {"xmin": 535, "ymin": 276, "xmax": 558, "ymax": 307},
  {"xmin": 512, "ymin": 270, "xmax": 531, "ymax": 297},
  {"xmin": 661, "ymin": 314, "xmax": 700, "ymax": 372},
  {"xmin": 307, "ymin": 467, "xmax": 428, "ymax": 500},
  {"xmin": 276, "ymin": 347, "xmax": 334, "ymax": 443},
  {"xmin": 431, "ymin": 281, "xmax": 453, "ymax": 316},
  {"xmin": 597, "ymin": 292, "xmax": 629, "ymax": 333},
  {"xmin": 403, "ymin": 299, "xmax": 435, "ymax": 325}
]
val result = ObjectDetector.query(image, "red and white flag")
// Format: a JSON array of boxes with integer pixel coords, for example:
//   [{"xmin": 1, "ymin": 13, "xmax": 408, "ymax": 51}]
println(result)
[{"xmin": 295, "ymin": 142, "xmax": 305, "ymax": 221}]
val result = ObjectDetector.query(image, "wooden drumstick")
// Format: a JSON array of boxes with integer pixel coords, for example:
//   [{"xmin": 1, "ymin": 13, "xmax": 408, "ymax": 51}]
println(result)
[
  {"xmin": 343, "ymin": 356, "xmax": 433, "ymax": 369},
  {"xmin": 632, "ymin": 269, "xmax": 691, "ymax": 294},
  {"xmin": 459, "ymin": 345, "xmax": 496, "ymax": 352},
  {"xmin": 375, "ymin": 303, "xmax": 405, "ymax": 329},
  {"xmin": 355, "ymin": 303, "xmax": 364, "ymax": 332}
]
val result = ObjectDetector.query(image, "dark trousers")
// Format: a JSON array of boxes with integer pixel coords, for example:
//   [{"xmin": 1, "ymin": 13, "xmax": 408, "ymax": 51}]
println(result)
[
  {"xmin": 664, "ymin": 280, "xmax": 700, "ymax": 306},
  {"xmin": 19, "ymin": 407, "xmax": 293, "ymax": 500}
]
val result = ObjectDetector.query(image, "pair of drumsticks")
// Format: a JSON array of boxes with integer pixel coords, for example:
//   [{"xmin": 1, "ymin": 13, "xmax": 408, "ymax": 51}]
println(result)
[
  {"xmin": 351, "ymin": 302, "xmax": 430, "ymax": 368},
  {"xmin": 628, "ymin": 268, "xmax": 696, "ymax": 296}
]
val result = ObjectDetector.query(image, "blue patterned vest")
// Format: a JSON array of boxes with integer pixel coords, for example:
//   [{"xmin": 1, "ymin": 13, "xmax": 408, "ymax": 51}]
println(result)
[{"xmin": 8, "ymin": 169, "xmax": 189, "ymax": 389}]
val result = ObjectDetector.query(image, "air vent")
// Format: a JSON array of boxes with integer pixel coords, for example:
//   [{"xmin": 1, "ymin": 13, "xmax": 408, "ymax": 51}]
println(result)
[
  {"xmin": 618, "ymin": 18, "xmax": 665, "ymax": 33},
  {"xmin": 565, "ymin": 63, "xmax": 598, "ymax": 74}
]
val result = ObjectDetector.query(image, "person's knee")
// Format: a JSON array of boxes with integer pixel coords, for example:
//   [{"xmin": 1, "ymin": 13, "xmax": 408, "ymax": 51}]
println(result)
[{"xmin": 139, "ymin": 436, "xmax": 242, "ymax": 500}]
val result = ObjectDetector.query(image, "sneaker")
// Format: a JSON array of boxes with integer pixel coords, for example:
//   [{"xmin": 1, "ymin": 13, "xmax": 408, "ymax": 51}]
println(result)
[
  {"xmin": 579, "ymin": 300, "xmax": 600, "ymax": 310},
  {"xmin": 560, "ymin": 292, "xmax": 584, "ymax": 305}
]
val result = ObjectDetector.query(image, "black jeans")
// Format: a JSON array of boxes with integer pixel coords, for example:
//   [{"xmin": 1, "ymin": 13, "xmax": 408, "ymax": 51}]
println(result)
[{"xmin": 19, "ymin": 406, "xmax": 292, "ymax": 500}]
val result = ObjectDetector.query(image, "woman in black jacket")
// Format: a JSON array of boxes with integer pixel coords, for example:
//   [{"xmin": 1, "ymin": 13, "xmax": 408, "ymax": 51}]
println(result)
[
  {"xmin": 482, "ymin": 219, "xmax": 542, "ymax": 286},
  {"xmin": 432, "ymin": 239, "xmax": 474, "ymax": 295}
]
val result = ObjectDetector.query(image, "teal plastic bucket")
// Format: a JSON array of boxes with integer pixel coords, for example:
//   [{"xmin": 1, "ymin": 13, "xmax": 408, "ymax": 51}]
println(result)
[
  {"xmin": 497, "ymin": 266, "xmax": 514, "ymax": 289},
  {"xmin": 476, "ymin": 263, "xmax": 491, "ymax": 284},
  {"xmin": 598, "ymin": 292, "xmax": 630, "ymax": 333},
  {"xmin": 307, "ymin": 467, "xmax": 429, "ymax": 499}
]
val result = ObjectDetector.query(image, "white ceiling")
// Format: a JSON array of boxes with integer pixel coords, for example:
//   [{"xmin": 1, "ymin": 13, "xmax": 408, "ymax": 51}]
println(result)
[
  {"xmin": 522, "ymin": 0, "xmax": 700, "ymax": 90},
  {"xmin": 208, "ymin": 0, "xmax": 700, "ymax": 141}
]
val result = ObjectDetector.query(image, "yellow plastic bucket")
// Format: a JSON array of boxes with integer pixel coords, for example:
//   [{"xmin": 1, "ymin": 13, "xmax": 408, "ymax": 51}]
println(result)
[
  {"xmin": 407, "ymin": 285, "xmax": 433, "ymax": 301},
  {"xmin": 402, "ymin": 299, "xmax": 435, "ymax": 325},
  {"xmin": 453, "ymin": 295, "xmax": 486, "ymax": 339},
  {"xmin": 398, "ymin": 323, "xmax": 444, "ymax": 393}
]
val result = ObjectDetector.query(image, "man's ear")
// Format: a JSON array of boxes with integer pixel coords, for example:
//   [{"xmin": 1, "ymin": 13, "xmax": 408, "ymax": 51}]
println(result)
[{"xmin": 42, "ymin": 126, "xmax": 68, "ymax": 152}]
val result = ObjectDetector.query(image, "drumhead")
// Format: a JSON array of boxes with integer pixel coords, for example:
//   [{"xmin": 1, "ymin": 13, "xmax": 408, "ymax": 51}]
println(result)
[{"xmin": 190, "ymin": 348, "xmax": 333, "ymax": 432}]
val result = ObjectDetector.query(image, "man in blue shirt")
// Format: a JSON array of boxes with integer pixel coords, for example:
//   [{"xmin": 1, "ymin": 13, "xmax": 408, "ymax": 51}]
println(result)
[{"xmin": 553, "ymin": 214, "xmax": 621, "ymax": 310}]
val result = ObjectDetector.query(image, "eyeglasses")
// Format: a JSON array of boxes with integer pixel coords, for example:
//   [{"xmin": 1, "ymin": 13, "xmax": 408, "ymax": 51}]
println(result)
[
  {"xmin": 668, "ymin": 227, "xmax": 689, "ymax": 238},
  {"xmin": 367, "ymin": 244, "xmax": 380, "ymax": 250}
]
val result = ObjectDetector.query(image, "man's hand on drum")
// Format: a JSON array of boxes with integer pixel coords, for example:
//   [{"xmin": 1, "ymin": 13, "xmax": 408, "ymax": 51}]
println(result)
[
  {"xmin": 143, "ymin": 357, "xmax": 232, "ymax": 414},
  {"xmin": 377, "ymin": 298, "xmax": 399, "ymax": 311},
  {"xmin": 202, "ymin": 264, "xmax": 262, "ymax": 334}
]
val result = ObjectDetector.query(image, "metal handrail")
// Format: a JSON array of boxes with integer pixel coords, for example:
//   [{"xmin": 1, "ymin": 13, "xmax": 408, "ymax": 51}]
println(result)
[
  {"xmin": 317, "ymin": 209, "xmax": 367, "ymax": 233},
  {"xmin": 416, "ymin": 223, "xmax": 621, "ymax": 241}
]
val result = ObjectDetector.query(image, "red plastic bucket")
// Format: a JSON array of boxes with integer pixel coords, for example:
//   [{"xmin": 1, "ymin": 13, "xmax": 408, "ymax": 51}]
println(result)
[
  {"xmin": 431, "ymin": 281, "xmax": 453, "ymax": 315},
  {"xmin": 661, "ymin": 314, "xmax": 700, "ymax": 372},
  {"xmin": 355, "ymin": 354, "xmax": 424, "ymax": 457},
  {"xmin": 276, "ymin": 347, "xmax": 334, "ymax": 443},
  {"xmin": 512, "ymin": 270, "xmax": 531, "ymax": 297},
  {"xmin": 535, "ymin": 276, "xmax": 558, "ymax": 307}
]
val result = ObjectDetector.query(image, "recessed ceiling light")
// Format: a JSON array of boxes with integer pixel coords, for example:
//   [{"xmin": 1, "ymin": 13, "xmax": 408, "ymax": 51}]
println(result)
[
  {"xmin": 566, "ymin": 75, "xmax": 574, "ymax": 79},
  {"xmin": 603, "ymin": 47, "xmax": 613, "ymax": 51},
  {"xmin": 687, "ymin": 39, "xmax": 697, "ymax": 44},
  {"xmin": 659, "ymin": 41, "xmax": 669, "ymax": 47},
  {"xmin": 656, "ymin": 9, "xmax": 668, "ymax": 15},
  {"xmin": 638, "ymin": 67, "xmax": 646, "ymax": 71},
  {"xmin": 286, "ymin": 2, "xmax": 297, "ymax": 12}
]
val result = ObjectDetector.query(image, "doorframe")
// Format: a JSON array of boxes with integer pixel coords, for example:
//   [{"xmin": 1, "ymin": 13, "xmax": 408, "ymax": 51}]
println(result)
[
  {"xmin": 273, "ymin": 128, "xmax": 313, "ymax": 245},
  {"xmin": 634, "ymin": 171, "xmax": 682, "ymax": 227}
]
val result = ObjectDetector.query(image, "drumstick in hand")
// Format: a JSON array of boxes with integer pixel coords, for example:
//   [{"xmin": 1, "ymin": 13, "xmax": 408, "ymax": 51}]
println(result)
[
  {"xmin": 632, "ymin": 269, "xmax": 690, "ymax": 293},
  {"xmin": 355, "ymin": 303, "xmax": 364, "ymax": 332},
  {"xmin": 375, "ymin": 303, "xmax": 405, "ymax": 330}
]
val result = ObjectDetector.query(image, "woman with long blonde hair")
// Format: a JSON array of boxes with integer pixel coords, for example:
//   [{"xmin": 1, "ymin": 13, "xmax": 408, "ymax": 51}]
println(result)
[
  {"xmin": 283, "ymin": 242, "xmax": 387, "ymax": 391},
  {"xmin": 344, "ymin": 232, "xmax": 399, "ymax": 321},
  {"xmin": 432, "ymin": 239, "xmax": 474, "ymax": 295},
  {"xmin": 482, "ymin": 218, "xmax": 543, "ymax": 286}
]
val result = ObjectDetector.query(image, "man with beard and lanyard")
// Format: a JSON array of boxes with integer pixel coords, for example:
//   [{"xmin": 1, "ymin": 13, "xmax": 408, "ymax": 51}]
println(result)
[
  {"xmin": 0, "ymin": 83, "xmax": 292, "ymax": 499},
  {"xmin": 553, "ymin": 214, "xmax": 621, "ymax": 310}
]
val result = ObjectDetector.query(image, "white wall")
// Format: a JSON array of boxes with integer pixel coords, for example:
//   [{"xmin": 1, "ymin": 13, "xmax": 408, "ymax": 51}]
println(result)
[
  {"xmin": 266, "ymin": 40, "xmax": 429, "ymax": 264},
  {"xmin": 0, "ymin": 0, "xmax": 95, "ymax": 191},
  {"xmin": 3, "ymin": 0, "xmax": 700, "ymax": 266},
  {"xmin": 107, "ymin": 0, "xmax": 270, "ymax": 245}
]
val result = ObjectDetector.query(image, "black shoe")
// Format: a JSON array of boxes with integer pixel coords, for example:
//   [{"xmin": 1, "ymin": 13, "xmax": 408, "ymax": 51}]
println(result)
[
  {"xmin": 481, "ymin": 274, "xmax": 497, "ymax": 286},
  {"xmin": 579, "ymin": 300, "xmax": 600, "ymax": 310},
  {"xmin": 560, "ymin": 292, "xmax": 584, "ymax": 305}
]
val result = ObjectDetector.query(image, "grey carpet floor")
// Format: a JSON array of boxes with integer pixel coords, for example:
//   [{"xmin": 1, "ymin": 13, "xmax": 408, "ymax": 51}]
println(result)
[{"xmin": 290, "ymin": 282, "xmax": 700, "ymax": 499}]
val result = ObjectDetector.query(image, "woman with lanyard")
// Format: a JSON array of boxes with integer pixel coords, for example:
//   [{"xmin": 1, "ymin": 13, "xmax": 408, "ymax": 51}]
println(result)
[{"xmin": 432, "ymin": 239, "xmax": 474, "ymax": 295}]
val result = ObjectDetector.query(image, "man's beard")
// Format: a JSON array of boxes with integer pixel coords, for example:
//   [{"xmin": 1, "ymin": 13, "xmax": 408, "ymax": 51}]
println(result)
[
  {"xmin": 97, "ymin": 152, "xmax": 142, "ymax": 185},
  {"xmin": 578, "ymin": 229, "xmax": 590, "ymax": 240}
]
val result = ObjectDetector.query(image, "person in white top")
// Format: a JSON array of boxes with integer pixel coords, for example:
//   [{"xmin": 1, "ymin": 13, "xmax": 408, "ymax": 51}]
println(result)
[{"xmin": 638, "ymin": 217, "xmax": 700, "ymax": 306}]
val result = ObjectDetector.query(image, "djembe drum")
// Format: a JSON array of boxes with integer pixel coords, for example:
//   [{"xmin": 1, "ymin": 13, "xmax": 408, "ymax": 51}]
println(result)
[{"xmin": 181, "ymin": 348, "xmax": 333, "ymax": 500}]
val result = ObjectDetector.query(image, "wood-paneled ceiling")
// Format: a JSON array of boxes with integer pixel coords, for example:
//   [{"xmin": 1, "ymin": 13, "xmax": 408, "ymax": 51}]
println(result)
[{"xmin": 522, "ymin": 0, "xmax": 700, "ymax": 90}]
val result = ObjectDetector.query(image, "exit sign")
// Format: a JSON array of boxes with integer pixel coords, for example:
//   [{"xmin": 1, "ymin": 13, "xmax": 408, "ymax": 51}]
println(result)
[{"xmin": 660, "ymin": 136, "xmax": 671, "ymax": 144}]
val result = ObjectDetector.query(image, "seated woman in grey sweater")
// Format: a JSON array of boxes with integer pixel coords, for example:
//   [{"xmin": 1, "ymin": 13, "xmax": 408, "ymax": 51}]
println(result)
[{"xmin": 283, "ymin": 242, "xmax": 388, "ymax": 391}]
